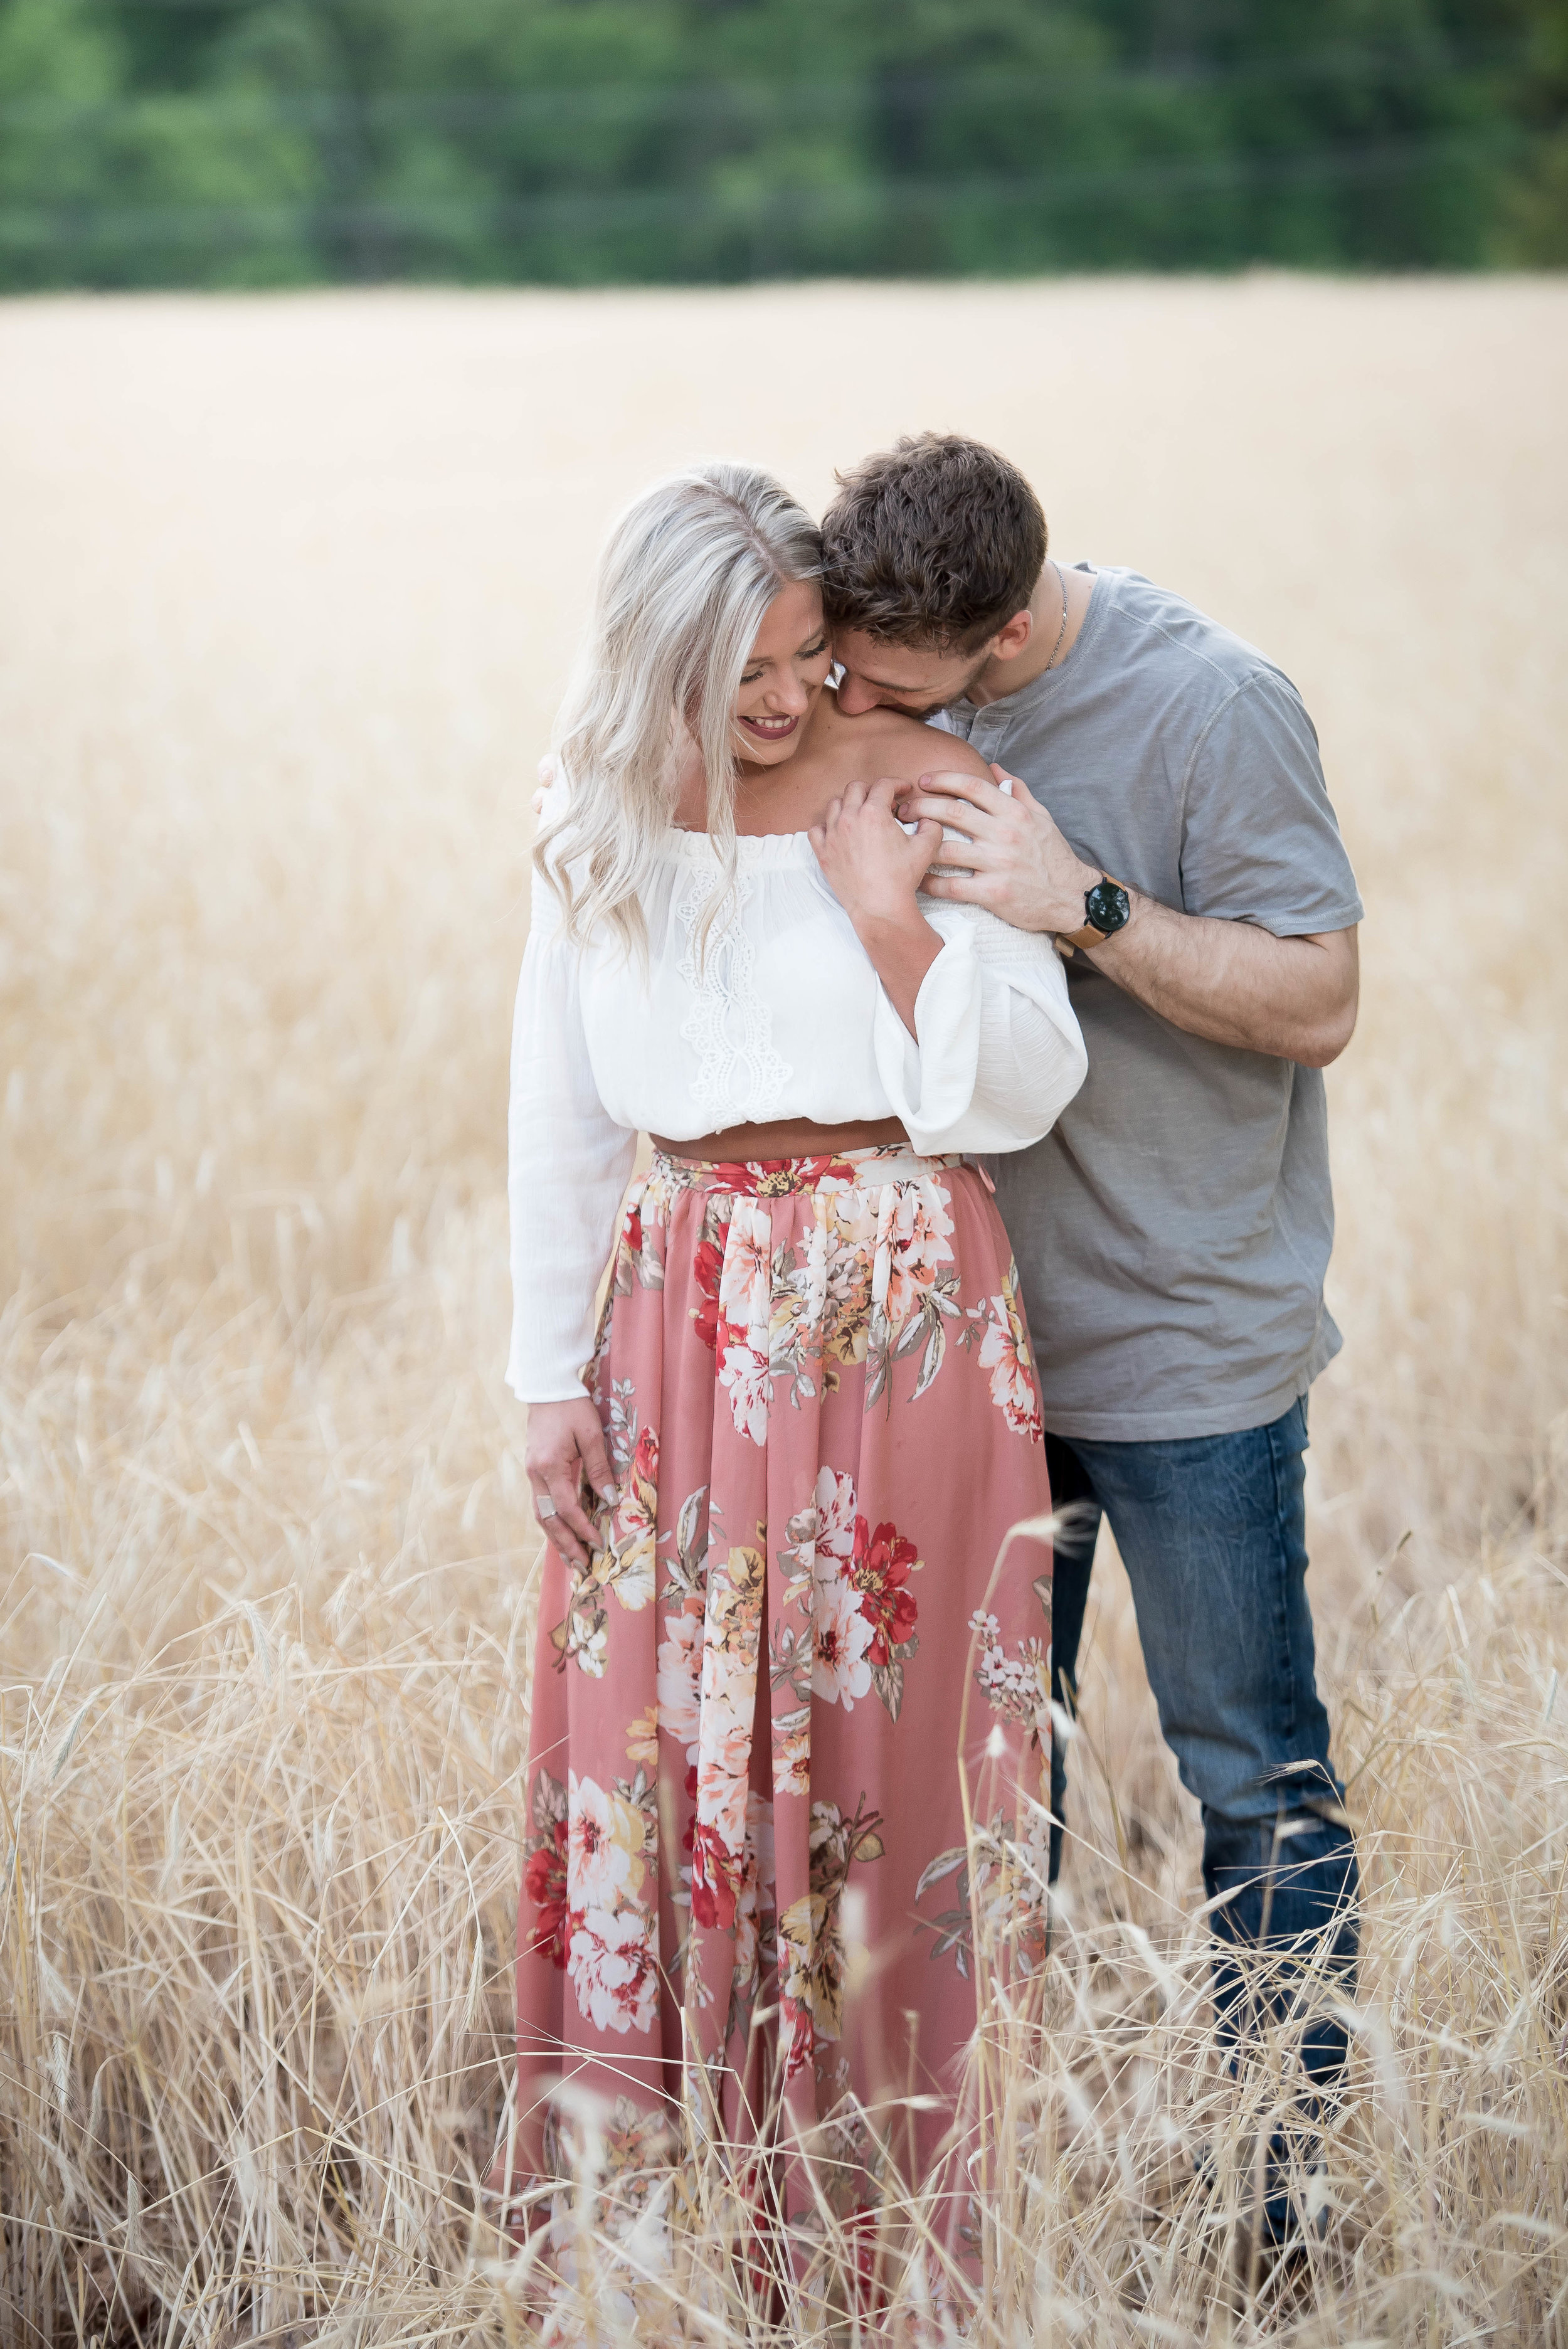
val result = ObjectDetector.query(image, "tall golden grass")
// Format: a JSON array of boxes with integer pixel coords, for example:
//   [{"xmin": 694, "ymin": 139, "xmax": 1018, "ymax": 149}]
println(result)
[{"xmin": 2, "ymin": 278, "xmax": 1566, "ymax": 2345}]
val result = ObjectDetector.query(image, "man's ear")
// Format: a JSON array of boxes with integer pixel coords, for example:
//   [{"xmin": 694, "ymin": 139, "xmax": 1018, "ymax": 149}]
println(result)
[{"xmin": 991, "ymin": 609, "xmax": 1034, "ymax": 662}]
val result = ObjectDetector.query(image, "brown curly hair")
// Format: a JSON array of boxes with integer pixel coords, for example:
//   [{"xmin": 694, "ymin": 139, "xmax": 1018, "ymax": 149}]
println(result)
[{"xmin": 820, "ymin": 432, "xmax": 1047, "ymax": 653}]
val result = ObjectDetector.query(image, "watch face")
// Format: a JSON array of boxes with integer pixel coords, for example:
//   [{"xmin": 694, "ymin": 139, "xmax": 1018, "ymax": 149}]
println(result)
[{"xmin": 1085, "ymin": 879, "xmax": 1131, "ymax": 935}]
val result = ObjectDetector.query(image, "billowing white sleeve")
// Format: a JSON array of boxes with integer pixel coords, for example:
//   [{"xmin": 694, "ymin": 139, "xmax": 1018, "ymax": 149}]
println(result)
[
  {"xmin": 506, "ymin": 874, "xmax": 637, "ymax": 1403},
  {"xmin": 871, "ymin": 900, "xmax": 1088, "ymax": 1155}
]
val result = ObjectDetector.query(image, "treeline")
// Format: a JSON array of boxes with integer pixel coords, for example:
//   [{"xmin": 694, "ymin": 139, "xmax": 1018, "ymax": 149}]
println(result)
[{"xmin": 1, "ymin": 0, "xmax": 1564, "ymax": 290}]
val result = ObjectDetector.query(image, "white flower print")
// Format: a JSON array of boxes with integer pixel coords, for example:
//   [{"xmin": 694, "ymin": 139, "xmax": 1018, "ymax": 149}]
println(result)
[
  {"xmin": 718, "ymin": 1205, "xmax": 772, "ymax": 1341},
  {"xmin": 697, "ymin": 1638, "xmax": 756, "ymax": 1856},
  {"xmin": 567, "ymin": 1771, "xmax": 647, "ymax": 1912},
  {"xmin": 876, "ymin": 1180, "xmax": 956, "ymax": 1329},
  {"xmin": 568, "ymin": 1906, "xmax": 660, "ymax": 2037},
  {"xmin": 773, "ymin": 1702, "xmax": 812, "ymax": 1796},
  {"xmin": 718, "ymin": 1338, "xmax": 771, "ymax": 1445},
  {"xmin": 569, "ymin": 1620, "xmax": 608, "ymax": 1678},
  {"xmin": 811, "ymin": 1556, "xmax": 874, "ymax": 1709},
  {"xmin": 655, "ymin": 1606, "xmax": 704, "ymax": 1756},
  {"xmin": 822, "ymin": 1179, "xmax": 876, "ymax": 1267},
  {"xmin": 786, "ymin": 1214, "xmax": 830, "ymax": 1329},
  {"xmin": 612, "ymin": 1544, "xmax": 655, "ymax": 1613},
  {"xmin": 968, "ymin": 1609, "xmax": 1051, "ymax": 1733},
  {"xmin": 976, "ymin": 1273, "xmax": 1043, "ymax": 1441},
  {"xmin": 813, "ymin": 1463, "xmax": 858, "ymax": 1566}
]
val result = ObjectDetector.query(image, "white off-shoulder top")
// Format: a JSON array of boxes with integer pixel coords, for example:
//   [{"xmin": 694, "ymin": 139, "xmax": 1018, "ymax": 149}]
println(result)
[{"xmin": 506, "ymin": 793, "xmax": 1088, "ymax": 1401}]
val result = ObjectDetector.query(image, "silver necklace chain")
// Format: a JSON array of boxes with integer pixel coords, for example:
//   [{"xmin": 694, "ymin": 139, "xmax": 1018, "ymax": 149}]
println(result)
[{"xmin": 1044, "ymin": 558, "xmax": 1069, "ymax": 670}]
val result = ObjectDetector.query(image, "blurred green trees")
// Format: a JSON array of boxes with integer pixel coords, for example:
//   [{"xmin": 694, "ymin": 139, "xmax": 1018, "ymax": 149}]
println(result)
[{"xmin": 0, "ymin": 0, "xmax": 1562, "ymax": 288}]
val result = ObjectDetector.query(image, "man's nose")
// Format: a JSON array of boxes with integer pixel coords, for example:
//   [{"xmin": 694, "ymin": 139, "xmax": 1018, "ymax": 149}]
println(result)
[{"xmin": 835, "ymin": 669, "xmax": 879, "ymax": 716}]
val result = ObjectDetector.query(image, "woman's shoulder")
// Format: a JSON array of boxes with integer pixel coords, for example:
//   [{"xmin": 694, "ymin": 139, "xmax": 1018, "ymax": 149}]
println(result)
[{"xmin": 817, "ymin": 691, "xmax": 992, "ymax": 785}]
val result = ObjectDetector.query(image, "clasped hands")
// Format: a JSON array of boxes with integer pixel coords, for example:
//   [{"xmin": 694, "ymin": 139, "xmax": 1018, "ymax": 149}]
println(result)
[{"xmin": 812, "ymin": 763, "xmax": 1102, "ymax": 938}]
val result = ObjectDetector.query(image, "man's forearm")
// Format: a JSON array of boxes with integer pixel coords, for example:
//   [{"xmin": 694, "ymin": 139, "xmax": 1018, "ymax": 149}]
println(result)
[
  {"xmin": 902, "ymin": 766, "xmax": 1359, "ymax": 1068},
  {"xmin": 1086, "ymin": 893, "xmax": 1359, "ymax": 1068}
]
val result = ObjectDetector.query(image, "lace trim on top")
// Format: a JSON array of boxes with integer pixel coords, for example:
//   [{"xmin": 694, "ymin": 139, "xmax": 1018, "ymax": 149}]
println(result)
[{"xmin": 674, "ymin": 860, "xmax": 793, "ymax": 1128}]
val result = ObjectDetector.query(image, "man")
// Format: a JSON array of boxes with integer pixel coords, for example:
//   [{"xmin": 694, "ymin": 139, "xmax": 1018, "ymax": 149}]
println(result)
[{"xmin": 820, "ymin": 432, "xmax": 1362, "ymax": 2235}]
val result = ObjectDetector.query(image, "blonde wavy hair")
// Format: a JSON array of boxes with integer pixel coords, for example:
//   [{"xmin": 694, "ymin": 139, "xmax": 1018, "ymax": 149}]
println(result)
[{"xmin": 537, "ymin": 460, "xmax": 823, "ymax": 953}]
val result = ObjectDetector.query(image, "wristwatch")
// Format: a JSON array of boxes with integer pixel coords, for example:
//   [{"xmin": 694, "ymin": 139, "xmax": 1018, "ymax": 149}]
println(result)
[{"xmin": 1061, "ymin": 875, "xmax": 1131, "ymax": 952}]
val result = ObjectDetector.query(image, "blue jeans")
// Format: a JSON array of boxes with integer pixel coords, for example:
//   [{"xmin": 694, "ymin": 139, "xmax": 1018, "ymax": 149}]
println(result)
[{"xmin": 1045, "ymin": 1399, "xmax": 1359, "ymax": 2090}]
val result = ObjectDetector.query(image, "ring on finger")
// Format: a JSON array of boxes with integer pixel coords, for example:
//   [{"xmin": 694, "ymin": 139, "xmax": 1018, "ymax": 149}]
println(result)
[{"xmin": 536, "ymin": 1494, "xmax": 558, "ymax": 1520}]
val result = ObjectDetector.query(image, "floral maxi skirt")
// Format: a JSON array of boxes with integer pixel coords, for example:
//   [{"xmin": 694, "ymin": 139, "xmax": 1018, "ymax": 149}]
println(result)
[{"xmin": 513, "ymin": 1147, "xmax": 1055, "ymax": 2242}]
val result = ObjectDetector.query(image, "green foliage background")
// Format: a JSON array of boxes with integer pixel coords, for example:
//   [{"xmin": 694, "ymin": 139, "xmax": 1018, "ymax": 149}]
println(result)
[{"xmin": 1, "ymin": 0, "xmax": 1565, "ymax": 288}]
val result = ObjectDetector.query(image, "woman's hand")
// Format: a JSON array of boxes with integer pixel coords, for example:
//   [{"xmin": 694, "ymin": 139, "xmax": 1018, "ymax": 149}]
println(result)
[
  {"xmin": 525, "ymin": 1397, "xmax": 617, "ymax": 1569},
  {"xmin": 809, "ymin": 774, "xmax": 941, "ymax": 929},
  {"xmin": 810, "ymin": 775, "xmax": 945, "ymax": 1037}
]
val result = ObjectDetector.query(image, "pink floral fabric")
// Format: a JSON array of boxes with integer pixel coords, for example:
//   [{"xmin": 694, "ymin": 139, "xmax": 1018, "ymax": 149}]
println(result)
[{"xmin": 514, "ymin": 1147, "xmax": 1054, "ymax": 2229}]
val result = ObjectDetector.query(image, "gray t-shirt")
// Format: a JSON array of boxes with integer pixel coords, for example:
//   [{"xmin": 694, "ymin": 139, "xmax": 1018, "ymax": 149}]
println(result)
[{"xmin": 934, "ymin": 565, "xmax": 1363, "ymax": 1443}]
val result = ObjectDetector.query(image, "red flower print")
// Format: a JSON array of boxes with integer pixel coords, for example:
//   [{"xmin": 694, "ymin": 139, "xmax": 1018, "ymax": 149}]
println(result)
[
  {"xmin": 689, "ymin": 1819, "xmax": 743, "ymax": 1930},
  {"xmin": 524, "ymin": 1818, "xmax": 570, "ymax": 1969},
  {"xmin": 692, "ymin": 1236, "xmax": 725, "ymax": 1350},
  {"xmin": 845, "ymin": 2207, "xmax": 889, "ymax": 2319},
  {"xmin": 849, "ymin": 1517, "xmax": 920, "ymax": 1667},
  {"xmin": 722, "ymin": 1156, "xmax": 859, "ymax": 1199},
  {"xmin": 623, "ymin": 1202, "xmax": 644, "ymax": 1257},
  {"xmin": 780, "ymin": 1993, "xmax": 815, "ymax": 2081},
  {"xmin": 629, "ymin": 1423, "xmax": 657, "ymax": 1490},
  {"xmin": 728, "ymin": 1159, "xmax": 805, "ymax": 1197}
]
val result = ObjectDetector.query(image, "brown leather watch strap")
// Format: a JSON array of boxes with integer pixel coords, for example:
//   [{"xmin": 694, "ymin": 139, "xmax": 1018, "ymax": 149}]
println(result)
[{"xmin": 1061, "ymin": 874, "xmax": 1130, "ymax": 952}]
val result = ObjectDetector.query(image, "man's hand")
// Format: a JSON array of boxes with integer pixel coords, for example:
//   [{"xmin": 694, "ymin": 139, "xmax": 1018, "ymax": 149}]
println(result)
[
  {"xmin": 526, "ymin": 1396, "xmax": 617, "ymax": 1569},
  {"xmin": 810, "ymin": 775, "xmax": 944, "ymax": 1036},
  {"xmin": 896, "ymin": 764, "xmax": 1359, "ymax": 1069},
  {"xmin": 896, "ymin": 765, "xmax": 1099, "ymax": 933}
]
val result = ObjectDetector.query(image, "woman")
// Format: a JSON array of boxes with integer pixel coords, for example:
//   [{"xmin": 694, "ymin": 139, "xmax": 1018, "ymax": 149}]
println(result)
[{"xmin": 501, "ymin": 461, "xmax": 1086, "ymax": 2287}]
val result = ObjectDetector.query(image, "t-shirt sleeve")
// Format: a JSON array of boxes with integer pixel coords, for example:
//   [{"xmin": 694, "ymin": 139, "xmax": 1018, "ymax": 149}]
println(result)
[{"xmin": 1179, "ymin": 671, "xmax": 1364, "ymax": 936}]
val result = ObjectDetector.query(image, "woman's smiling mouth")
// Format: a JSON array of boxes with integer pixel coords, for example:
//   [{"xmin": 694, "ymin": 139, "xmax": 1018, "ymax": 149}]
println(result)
[{"xmin": 739, "ymin": 713, "xmax": 800, "ymax": 740}]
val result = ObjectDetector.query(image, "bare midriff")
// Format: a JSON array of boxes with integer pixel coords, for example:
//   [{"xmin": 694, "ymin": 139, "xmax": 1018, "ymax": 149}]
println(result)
[{"xmin": 649, "ymin": 1115, "xmax": 909, "ymax": 1163}]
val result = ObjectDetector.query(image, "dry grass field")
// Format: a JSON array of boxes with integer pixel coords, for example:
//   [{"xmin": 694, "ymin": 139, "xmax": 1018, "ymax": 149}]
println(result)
[{"xmin": 2, "ymin": 276, "xmax": 1567, "ymax": 2346}]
